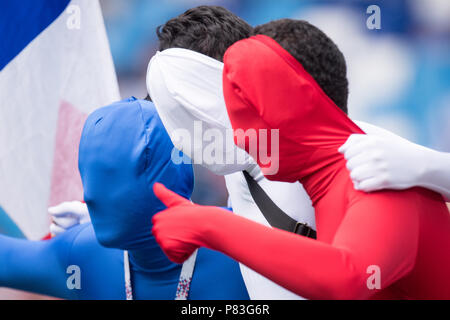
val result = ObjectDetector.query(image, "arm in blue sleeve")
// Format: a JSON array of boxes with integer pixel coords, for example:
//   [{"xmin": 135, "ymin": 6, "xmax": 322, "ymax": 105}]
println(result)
[{"xmin": 0, "ymin": 227, "xmax": 83, "ymax": 299}]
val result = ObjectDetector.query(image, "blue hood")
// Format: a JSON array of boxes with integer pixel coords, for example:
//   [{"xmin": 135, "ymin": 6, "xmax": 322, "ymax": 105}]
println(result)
[{"xmin": 78, "ymin": 97, "xmax": 193, "ymax": 251}]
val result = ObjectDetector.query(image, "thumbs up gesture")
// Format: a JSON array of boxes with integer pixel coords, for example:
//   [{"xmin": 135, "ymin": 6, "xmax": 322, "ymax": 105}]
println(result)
[{"xmin": 152, "ymin": 183, "xmax": 230, "ymax": 263}]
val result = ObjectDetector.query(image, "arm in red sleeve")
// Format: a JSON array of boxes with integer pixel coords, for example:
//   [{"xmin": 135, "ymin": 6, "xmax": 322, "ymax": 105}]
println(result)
[{"xmin": 152, "ymin": 183, "xmax": 419, "ymax": 299}]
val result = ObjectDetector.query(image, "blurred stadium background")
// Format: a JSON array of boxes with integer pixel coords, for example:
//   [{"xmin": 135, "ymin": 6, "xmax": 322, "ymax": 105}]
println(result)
[{"xmin": 98, "ymin": 0, "xmax": 449, "ymax": 206}]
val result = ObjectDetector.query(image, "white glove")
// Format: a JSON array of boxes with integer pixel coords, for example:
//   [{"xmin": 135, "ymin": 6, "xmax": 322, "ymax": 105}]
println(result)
[
  {"xmin": 339, "ymin": 132, "xmax": 450, "ymax": 201},
  {"xmin": 48, "ymin": 201, "xmax": 90, "ymax": 236}
]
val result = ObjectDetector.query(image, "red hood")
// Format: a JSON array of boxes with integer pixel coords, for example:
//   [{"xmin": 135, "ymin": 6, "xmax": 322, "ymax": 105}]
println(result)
[{"xmin": 223, "ymin": 35, "xmax": 365, "ymax": 204}]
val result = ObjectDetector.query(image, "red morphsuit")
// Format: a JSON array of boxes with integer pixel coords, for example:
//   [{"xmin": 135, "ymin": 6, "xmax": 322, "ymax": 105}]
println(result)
[{"xmin": 152, "ymin": 35, "xmax": 450, "ymax": 299}]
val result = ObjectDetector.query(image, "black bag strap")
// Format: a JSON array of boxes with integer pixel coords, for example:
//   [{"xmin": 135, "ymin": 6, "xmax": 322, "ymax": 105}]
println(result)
[{"xmin": 242, "ymin": 171, "xmax": 316, "ymax": 239}]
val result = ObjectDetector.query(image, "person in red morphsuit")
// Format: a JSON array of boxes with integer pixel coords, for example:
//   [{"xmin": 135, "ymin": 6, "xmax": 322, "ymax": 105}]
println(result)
[{"xmin": 151, "ymin": 19, "xmax": 450, "ymax": 299}]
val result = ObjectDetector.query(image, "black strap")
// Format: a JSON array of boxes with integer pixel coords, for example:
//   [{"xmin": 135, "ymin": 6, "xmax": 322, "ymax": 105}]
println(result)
[{"xmin": 243, "ymin": 171, "xmax": 316, "ymax": 239}]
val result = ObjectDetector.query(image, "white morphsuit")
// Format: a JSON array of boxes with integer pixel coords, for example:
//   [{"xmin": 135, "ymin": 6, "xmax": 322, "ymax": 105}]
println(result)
[
  {"xmin": 147, "ymin": 48, "xmax": 315, "ymax": 300},
  {"xmin": 339, "ymin": 123, "xmax": 450, "ymax": 202}
]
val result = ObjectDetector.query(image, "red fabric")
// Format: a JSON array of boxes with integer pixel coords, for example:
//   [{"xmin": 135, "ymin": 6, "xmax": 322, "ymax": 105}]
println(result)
[
  {"xmin": 48, "ymin": 101, "xmax": 87, "ymax": 207},
  {"xmin": 41, "ymin": 233, "xmax": 52, "ymax": 240},
  {"xmin": 152, "ymin": 35, "xmax": 450, "ymax": 299}
]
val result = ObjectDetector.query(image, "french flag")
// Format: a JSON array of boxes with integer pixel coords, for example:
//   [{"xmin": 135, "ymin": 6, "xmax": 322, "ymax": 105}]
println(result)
[{"xmin": 0, "ymin": 0, "xmax": 120, "ymax": 240}]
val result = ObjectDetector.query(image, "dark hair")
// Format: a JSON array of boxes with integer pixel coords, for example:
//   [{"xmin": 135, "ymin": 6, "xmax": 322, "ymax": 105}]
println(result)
[
  {"xmin": 157, "ymin": 6, "xmax": 252, "ymax": 62},
  {"xmin": 253, "ymin": 19, "xmax": 349, "ymax": 113}
]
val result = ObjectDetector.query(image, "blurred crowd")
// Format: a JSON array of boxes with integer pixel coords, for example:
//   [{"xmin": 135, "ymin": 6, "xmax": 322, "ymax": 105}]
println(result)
[{"xmin": 99, "ymin": 0, "xmax": 450, "ymax": 205}]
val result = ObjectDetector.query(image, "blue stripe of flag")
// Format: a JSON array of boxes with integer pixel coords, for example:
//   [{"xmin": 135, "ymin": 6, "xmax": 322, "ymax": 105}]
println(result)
[
  {"xmin": 0, "ymin": 205, "xmax": 25, "ymax": 238},
  {"xmin": 0, "ymin": 0, "xmax": 71, "ymax": 71}
]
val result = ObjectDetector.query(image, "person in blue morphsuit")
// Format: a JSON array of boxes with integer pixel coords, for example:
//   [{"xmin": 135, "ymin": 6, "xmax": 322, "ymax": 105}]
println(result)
[{"xmin": 0, "ymin": 97, "xmax": 249, "ymax": 300}]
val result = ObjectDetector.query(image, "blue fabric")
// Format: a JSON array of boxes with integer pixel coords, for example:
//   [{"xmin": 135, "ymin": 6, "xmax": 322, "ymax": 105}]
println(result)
[
  {"xmin": 0, "ymin": 223, "xmax": 249, "ymax": 299},
  {"xmin": 79, "ymin": 97, "xmax": 193, "ymax": 256},
  {"xmin": 0, "ymin": 0, "xmax": 70, "ymax": 71},
  {"xmin": 0, "ymin": 98, "xmax": 249, "ymax": 299},
  {"xmin": 0, "ymin": 206, "xmax": 25, "ymax": 238}
]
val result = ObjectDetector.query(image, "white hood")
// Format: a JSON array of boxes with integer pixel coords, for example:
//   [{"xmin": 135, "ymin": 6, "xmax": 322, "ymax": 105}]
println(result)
[{"xmin": 147, "ymin": 48, "xmax": 257, "ymax": 176}]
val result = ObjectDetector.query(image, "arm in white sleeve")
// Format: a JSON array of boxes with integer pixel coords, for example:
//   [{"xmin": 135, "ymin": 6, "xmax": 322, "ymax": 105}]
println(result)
[{"xmin": 339, "ymin": 125, "xmax": 450, "ymax": 201}]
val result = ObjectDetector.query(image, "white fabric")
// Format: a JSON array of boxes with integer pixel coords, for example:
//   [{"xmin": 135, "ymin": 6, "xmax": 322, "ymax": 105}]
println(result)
[
  {"xmin": 147, "ymin": 49, "xmax": 254, "ymax": 176},
  {"xmin": 175, "ymin": 249, "xmax": 198, "ymax": 300},
  {"xmin": 48, "ymin": 201, "xmax": 90, "ymax": 236},
  {"xmin": 0, "ymin": 0, "xmax": 120, "ymax": 239},
  {"xmin": 147, "ymin": 48, "xmax": 315, "ymax": 300},
  {"xmin": 124, "ymin": 251, "xmax": 133, "ymax": 300},
  {"xmin": 344, "ymin": 121, "xmax": 450, "ymax": 201}
]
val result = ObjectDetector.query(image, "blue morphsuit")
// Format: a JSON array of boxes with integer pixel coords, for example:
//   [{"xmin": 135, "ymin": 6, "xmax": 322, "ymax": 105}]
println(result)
[{"xmin": 0, "ymin": 97, "xmax": 249, "ymax": 300}]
